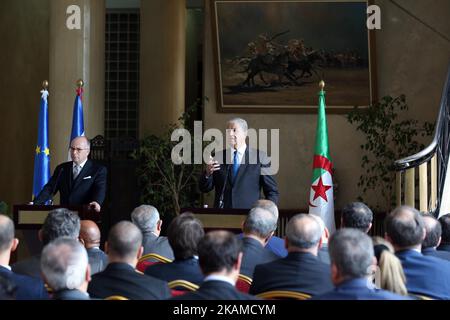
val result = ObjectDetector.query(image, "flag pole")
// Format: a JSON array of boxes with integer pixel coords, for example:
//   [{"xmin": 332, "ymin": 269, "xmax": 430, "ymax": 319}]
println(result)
[{"xmin": 319, "ymin": 80, "xmax": 325, "ymax": 90}]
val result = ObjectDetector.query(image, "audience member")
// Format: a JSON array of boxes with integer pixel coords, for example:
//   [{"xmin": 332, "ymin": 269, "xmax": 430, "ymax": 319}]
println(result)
[
  {"xmin": 437, "ymin": 214, "xmax": 450, "ymax": 252},
  {"xmin": 79, "ymin": 220, "xmax": 108, "ymax": 274},
  {"xmin": 12, "ymin": 208, "xmax": 80, "ymax": 279},
  {"xmin": 314, "ymin": 229, "xmax": 407, "ymax": 300},
  {"xmin": 88, "ymin": 221, "xmax": 170, "ymax": 299},
  {"xmin": 174, "ymin": 231, "xmax": 257, "ymax": 300},
  {"xmin": 145, "ymin": 213, "xmax": 204, "ymax": 286},
  {"xmin": 340, "ymin": 202, "xmax": 373, "ymax": 233},
  {"xmin": 41, "ymin": 237, "xmax": 91, "ymax": 300},
  {"xmin": 421, "ymin": 213, "xmax": 450, "ymax": 261},
  {"xmin": 250, "ymin": 214, "xmax": 333, "ymax": 296},
  {"xmin": 131, "ymin": 205, "xmax": 174, "ymax": 260},
  {"xmin": 385, "ymin": 206, "xmax": 450, "ymax": 299},
  {"xmin": 310, "ymin": 214, "xmax": 330, "ymax": 264},
  {"xmin": 240, "ymin": 207, "xmax": 279, "ymax": 278},
  {"xmin": 0, "ymin": 214, "xmax": 48, "ymax": 299}
]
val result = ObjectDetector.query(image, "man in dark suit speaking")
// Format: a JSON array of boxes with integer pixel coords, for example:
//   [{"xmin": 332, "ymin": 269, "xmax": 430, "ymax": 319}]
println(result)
[
  {"xmin": 199, "ymin": 118, "xmax": 279, "ymax": 209},
  {"xmin": 32, "ymin": 136, "xmax": 107, "ymax": 212}
]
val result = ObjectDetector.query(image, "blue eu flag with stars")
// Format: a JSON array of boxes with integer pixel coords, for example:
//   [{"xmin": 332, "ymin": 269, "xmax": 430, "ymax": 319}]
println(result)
[{"xmin": 32, "ymin": 89, "xmax": 51, "ymax": 200}]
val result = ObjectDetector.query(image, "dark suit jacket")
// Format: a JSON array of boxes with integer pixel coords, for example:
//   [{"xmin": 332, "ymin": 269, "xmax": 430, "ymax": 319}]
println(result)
[
  {"xmin": 144, "ymin": 257, "xmax": 204, "ymax": 286},
  {"xmin": 142, "ymin": 232, "xmax": 174, "ymax": 260},
  {"xmin": 0, "ymin": 265, "xmax": 48, "ymax": 300},
  {"xmin": 317, "ymin": 245, "xmax": 330, "ymax": 265},
  {"xmin": 172, "ymin": 280, "xmax": 258, "ymax": 300},
  {"xmin": 199, "ymin": 147, "xmax": 279, "ymax": 209},
  {"xmin": 437, "ymin": 243, "xmax": 450, "ymax": 253},
  {"xmin": 396, "ymin": 249, "xmax": 450, "ymax": 299},
  {"xmin": 250, "ymin": 252, "xmax": 333, "ymax": 296},
  {"xmin": 422, "ymin": 247, "xmax": 450, "ymax": 261},
  {"xmin": 11, "ymin": 254, "xmax": 42, "ymax": 279},
  {"xmin": 313, "ymin": 278, "xmax": 409, "ymax": 300},
  {"xmin": 87, "ymin": 247, "xmax": 108, "ymax": 275},
  {"xmin": 33, "ymin": 160, "xmax": 107, "ymax": 206},
  {"xmin": 240, "ymin": 237, "xmax": 279, "ymax": 278},
  {"xmin": 52, "ymin": 289, "xmax": 91, "ymax": 300},
  {"xmin": 266, "ymin": 236, "xmax": 288, "ymax": 258},
  {"xmin": 88, "ymin": 262, "xmax": 171, "ymax": 300}
]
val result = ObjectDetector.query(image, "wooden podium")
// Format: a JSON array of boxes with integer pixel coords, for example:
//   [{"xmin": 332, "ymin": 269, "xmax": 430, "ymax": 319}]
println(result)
[
  {"xmin": 13, "ymin": 205, "xmax": 101, "ymax": 230},
  {"xmin": 181, "ymin": 207, "xmax": 299, "ymax": 237}
]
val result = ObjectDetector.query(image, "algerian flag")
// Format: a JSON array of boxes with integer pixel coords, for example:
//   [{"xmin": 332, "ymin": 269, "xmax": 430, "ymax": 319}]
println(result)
[{"xmin": 309, "ymin": 81, "xmax": 336, "ymax": 233}]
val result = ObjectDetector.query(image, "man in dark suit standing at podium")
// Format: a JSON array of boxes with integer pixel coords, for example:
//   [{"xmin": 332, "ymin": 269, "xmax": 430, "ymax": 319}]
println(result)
[
  {"xmin": 199, "ymin": 118, "xmax": 279, "ymax": 209},
  {"xmin": 32, "ymin": 136, "xmax": 107, "ymax": 212}
]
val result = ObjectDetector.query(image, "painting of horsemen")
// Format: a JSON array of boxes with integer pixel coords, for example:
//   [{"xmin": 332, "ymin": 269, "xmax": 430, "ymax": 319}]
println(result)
[{"xmin": 211, "ymin": 0, "xmax": 376, "ymax": 113}]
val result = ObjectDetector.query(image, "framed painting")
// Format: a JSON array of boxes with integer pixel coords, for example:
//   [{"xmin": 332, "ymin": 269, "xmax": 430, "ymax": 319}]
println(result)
[{"xmin": 210, "ymin": 0, "xmax": 377, "ymax": 113}]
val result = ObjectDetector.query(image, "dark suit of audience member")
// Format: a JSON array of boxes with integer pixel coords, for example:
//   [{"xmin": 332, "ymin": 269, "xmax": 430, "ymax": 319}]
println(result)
[
  {"xmin": 313, "ymin": 278, "xmax": 408, "ymax": 300},
  {"xmin": 174, "ymin": 230, "xmax": 257, "ymax": 300},
  {"xmin": 250, "ymin": 214, "xmax": 333, "ymax": 296},
  {"xmin": 87, "ymin": 221, "xmax": 170, "ymax": 300},
  {"xmin": 437, "ymin": 243, "xmax": 450, "ymax": 252},
  {"xmin": 199, "ymin": 119, "xmax": 278, "ymax": 209},
  {"xmin": 12, "ymin": 208, "xmax": 81, "ymax": 279},
  {"xmin": 386, "ymin": 207, "xmax": 450, "ymax": 300},
  {"xmin": 240, "ymin": 237, "xmax": 278, "ymax": 278},
  {"xmin": 79, "ymin": 220, "xmax": 108, "ymax": 275},
  {"xmin": 314, "ymin": 229, "xmax": 408, "ymax": 300},
  {"xmin": 317, "ymin": 244, "xmax": 330, "ymax": 265},
  {"xmin": 145, "ymin": 213, "xmax": 205, "ymax": 286},
  {"xmin": 422, "ymin": 247, "xmax": 450, "ymax": 261},
  {"xmin": 0, "ymin": 266, "xmax": 48, "ymax": 300},
  {"xmin": 89, "ymin": 262, "xmax": 170, "ymax": 299},
  {"xmin": 131, "ymin": 205, "xmax": 174, "ymax": 261},
  {"xmin": 41, "ymin": 238, "xmax": 92, "ymax": 300}
]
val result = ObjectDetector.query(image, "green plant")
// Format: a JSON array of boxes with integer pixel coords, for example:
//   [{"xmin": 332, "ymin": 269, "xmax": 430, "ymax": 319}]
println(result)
[
  {"xmin": 132, "ymin": 101, "xmax": 203, "ymax": 217},
  {"xmin": 346, "ymin": 94, "xmax": 434, "ymax": 211}
]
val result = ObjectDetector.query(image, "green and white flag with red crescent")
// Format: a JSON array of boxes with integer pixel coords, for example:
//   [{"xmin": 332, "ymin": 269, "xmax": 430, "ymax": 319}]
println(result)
[{"xmin": 308, "ymin": 85, "xmax": 336, "ymax": 233}]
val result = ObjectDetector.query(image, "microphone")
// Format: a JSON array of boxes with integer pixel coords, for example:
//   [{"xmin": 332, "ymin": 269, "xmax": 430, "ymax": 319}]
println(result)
[
  {"xmin": 49, "ymin": 167, "xmax": 64, "ymax": 205},
  {"xmin": 219, "ymin": 164, "xmax": 231, "ymax": 209}
]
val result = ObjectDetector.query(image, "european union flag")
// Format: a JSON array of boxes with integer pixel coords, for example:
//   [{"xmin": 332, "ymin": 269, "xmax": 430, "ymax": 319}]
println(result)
[{"xmin": 32, "ymin": 89, "xmax": 51, "ymax": 200}]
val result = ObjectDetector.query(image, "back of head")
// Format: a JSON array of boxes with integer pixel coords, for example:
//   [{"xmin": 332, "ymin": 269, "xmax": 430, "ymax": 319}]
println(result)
[
  {"xmin": 252, "ymin": 199, "xmax": 279, "ymax": 220},
  {"xmin": 385, "ymin": 206, "xmax": 424, "ymax": 249},
  {"xmin": 421, "ymin": 213, "xmax": 441, "ymax": 249},
  {"xmin": 107, "ymin": 221, "xmax": 143, "ymax": 261},
  {"xmin": 329, "ymin": 228, "xmax": 374, "ymax": 279},
  {"xmin": 0, "ymin": 215, "xmax": 14, "ymax": 253},
  {"xmin": 341, "ymin": 202, "xmax": 373, "ymax": 232},
  {"xmin": 372, "ymin": 236, "xmax": 407, "ymax": 296},
  {"xmin": 41, "ymin": 208, "xmax": 81, "ymax": 245},
  {"xmin": 438, "ymin": 214, "xmax": 450, "ymax": 244},
  {"xmin": 79, "ymin": 220, "xmax": 101, "ymax": 248},
  {"xmin": 41, "ymin": 237, "xmax": 88, "ymax": 291},
  {"xmin": 286, "ymin": 214, "xmax": 322, "ymax": 250},
  {"xmin": 243, "ymin": 207, "xmax": 277, "ymax": 239},
  {"xmin": 198, "ymin": 231, "xmax": 242, "ymax": 275},
  {"xmin": 130, "ymin": 205, "xmax": 160, "ymax": 233},
  {"xmin": 168, "ymin": 213, "xmax": 204, "ymax": 260}
]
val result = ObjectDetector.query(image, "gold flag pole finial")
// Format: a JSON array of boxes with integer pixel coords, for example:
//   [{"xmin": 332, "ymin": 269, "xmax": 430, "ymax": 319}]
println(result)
[
  {"xmin": 77, "ymin": 79, "xmax": 84, "ymax": 88},
  {"xmin": 319, "ymin": 80, "xmax": 325, "ymax": 90},
  {"xmin": 42, "ymin": 80, "xmax": 49, "ymax": 90}
]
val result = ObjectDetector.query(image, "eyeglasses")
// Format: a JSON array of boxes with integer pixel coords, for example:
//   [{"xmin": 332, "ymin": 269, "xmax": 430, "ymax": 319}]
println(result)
[{"xmin": 69, "ymin": 147, "xmax": 89, "ymax": 152}]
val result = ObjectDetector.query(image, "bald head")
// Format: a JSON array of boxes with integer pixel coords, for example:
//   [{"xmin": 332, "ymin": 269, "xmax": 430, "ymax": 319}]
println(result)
[
  {"xmin": 422, "ymin": 213, "xmax": 442, "ymax": 249},
  {"xmin": 69, "ymin": 136, "xmax": 90, "ymax": 165},
  {"xmin": 252, "ymin": 199, "xmax": 279, "ymax": 219},
  {"xmin": 286, "ymin": 214, "xmax": 322, "ymax": 252},
  {"xmin": 385, "ymin": 206, "xmax": 425, "ymax": 249},
  {"xmin": 79, "ymin": 220, "xmax": 101, "ymax": 249},
  {"xmin": 0, "ymin": 215, "xmax": 14, "ymax": 253},
  {"xmin": 107, "ymin": 221, "xmax": 142, "ymax": 262},
  {"xmin": 243, "ymin": 207, "xmax": 277, "ymax": 240}
]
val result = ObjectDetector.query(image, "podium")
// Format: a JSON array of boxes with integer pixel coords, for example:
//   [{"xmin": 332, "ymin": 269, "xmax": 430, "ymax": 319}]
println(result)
[
  {"xmin": 13, "ymin": 205, "xmax": 101, "ymax": 230},
  {"xmin": 181, "ymin": 207, "xmax": 300, "ymax": 237}
]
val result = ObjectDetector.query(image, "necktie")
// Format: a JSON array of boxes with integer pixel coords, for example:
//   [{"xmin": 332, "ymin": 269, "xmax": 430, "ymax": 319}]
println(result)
[
  {"xmin": 73, "ymin": 165, "xmax": 81, "ymax": 179},
  {"xmin": 232, "ymin": 150, "xmax": 239, "ymax": 181}
]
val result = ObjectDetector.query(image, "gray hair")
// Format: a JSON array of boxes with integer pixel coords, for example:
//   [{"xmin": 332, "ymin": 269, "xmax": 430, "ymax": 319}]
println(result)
[
  {"xmin": 286, "ymin": 214, "xmax": 322, "ymax": 249},
  {"xmin": 252, "ymin": 199, "xmax": 279, "ymax": 220},
  {"xmin": 0, "ymin": 215, "xmax": 14, "ymax": 252},
  {"xmin": 131, "ymin": 205, "xmax": 160, "ymax": 233},
  {"xmin": 41, "ymin": 208, "xmax": 81, "ymax": 246},
  {"xmin": 310, "ymin": 214, "xmax": 326, "ymax": 238},
  {"xmin": 243, "ymin": 207, "xmax": 277, "ymax": 239},
  {"xmin": 41, "ymin": 237, "xmax": 88, "ymax": 291},
  {"xmin": 227, "ymin": 118, "xmax": 248, "ymax": 133},
  {"xmin": 329, "ymin": 228, "xmax": 374, "ymax": 279}
]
